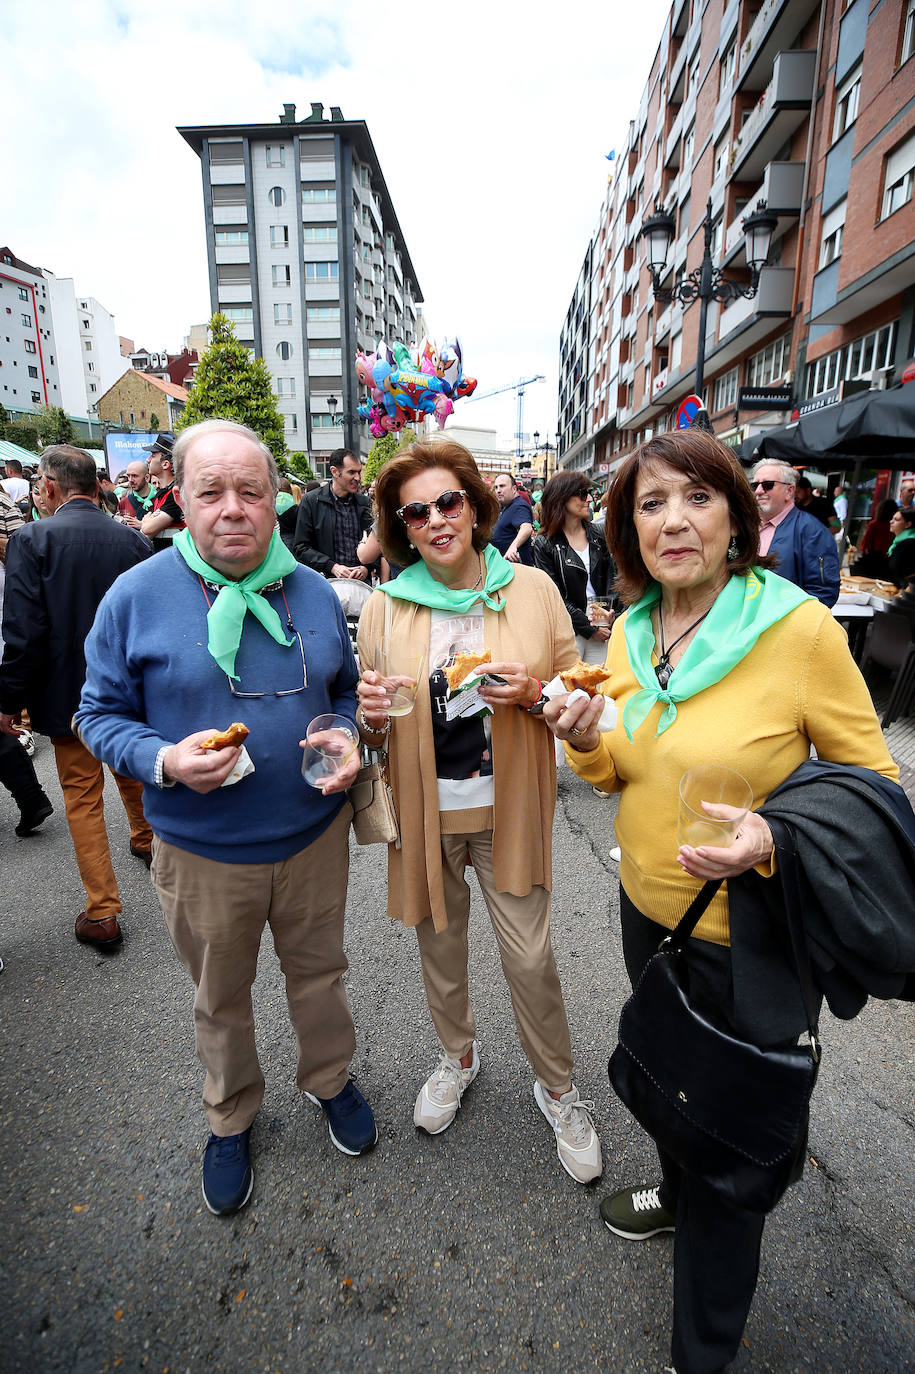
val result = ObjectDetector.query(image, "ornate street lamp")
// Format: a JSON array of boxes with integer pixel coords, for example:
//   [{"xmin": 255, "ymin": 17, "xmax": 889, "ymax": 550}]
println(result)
[{"xmin": 640, "ymin": 196, "xmax": 778, "ymax": 425}]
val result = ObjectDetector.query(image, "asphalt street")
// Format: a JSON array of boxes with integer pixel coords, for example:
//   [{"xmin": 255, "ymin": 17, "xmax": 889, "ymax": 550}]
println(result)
[{"xmin": 1, "ymin": 743, "xmax": 913, "ymax": 1373}]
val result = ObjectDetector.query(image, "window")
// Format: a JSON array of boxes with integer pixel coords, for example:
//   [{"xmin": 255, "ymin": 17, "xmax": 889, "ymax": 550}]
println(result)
[
  {"xmin": 713, "ymin": 134, "xmax": 729, "ymax": 182},
  {"xmin": 903, "ymin": 0, "xmax": 915, "ymax": 64},
  {"xmin": 82, "ymin": 318, "xmax": 90, "ymax": 329},
  {"xmin": 820, "ymin": 199, "xmax": 846, "ymax": 267},
  {"xmin": 211, "ymin": 184, "xmax": 246, "ymax": 205},
  {"xmin": 286, "ymin": 414, "xmax": 298, "ymax": 432},
  {"xmin": 833, "ymin": 65, "xmax": 861, "ymax": 140},
  {"xmin": 276, "ymin": 377, "xmax": 296, "ymax": 397},
  {"xmin": 276, "ymin": 341, "xmax": 293, "ymax": 360},
  {"xmin": 24, "ymin": 340, "xmax": 36, "ymax": 354},
  {"xmin": 303, "ymin": 225, "xmax": 337, "ymax": 242},
  {"xmin": 27, "ymin": 365, "xmax": 38, "ymax": 378},
  {"xmin": 21, "ymin": 313, "xmax": 31, "ymax": 327},
  {"xmin": 18, "ymin": 287, "xmax": 28, "ymax": 301},
  {"xmin": 304, "ymin": 261, "xmax": 339, "ymax": 280},
  {"xmin": 31, "ymin": 390, "xmax": 41, "ymax": 403},
  {"xmin": 87, "ymin": 362, "xmax": 94, "ymax": 372},
  {"xmin": 274, "ymin": 303, "xmax": 293, "ymax": 325},
  {"xmin": 719, "ymin": 42, "xmax": 735, "ymax": 95},
  {"xmin": 270, "ymin": 225, "xmax": 289, "ymax": 248},
  {"xmin": 272, "ymin": 264, "xmax": 291, "ymax": 287},
  {"xmin": 689, "ymin": 53, "xmax": 701, "ymax": 97},
  {"xmin": 882, "ymin": 131, "xmax": 915, "ymax": 218},
  {"xmin": 714, "ymin": 367, "xmax": 738, "ymax": 412},
  {"xmin": 683, "ymin": 124, "xmax": 695, "ymax": 174},
  {"xmin": 84, "ymin": 340, "xmax": 92, "ymax": 351},
  {"xmin": 310, "ymin": 413, "xmax": 335, "ymax": 429},
  {"xmin": 90, "ymin": 384, "xmax": 96, "ymax": 393},
  {"xmin": 266, "ymin": 144, "xmax": 286, "ymax": 167},
  {"xmin": 746, "ymin": 334, "xmax": 791, "ymax": 387},
  {"xmin": 804, "ymin": 321, "xmax": 898, "ymax": 397},
  {"xmin": 129, "ymin": 412, "xmax": 135, "ymax": 425},
  {"xmin": 302, "ymin": 185, "xmax": 336, "ymax": 202},
  {"xmin": 209, "ymin": 140, "xmax": 243, "ymax": 165},
  {"xmin": 308, "ymin": 345, "xmax": 342, "ymax": 359},
  {"xmin": 215, "ymin": 229, "xmax": 249, "ymax": 245},
  {"xmin": 306, "ymin": 305, "xmax": 340, "ymax": 321},
  {"xmin": 221, "ymin": 306, "xmax": 254, "ymax": 321},
  {"xmin": 268, "ymin": 186, "xmax": 286, "ymax": 207}
]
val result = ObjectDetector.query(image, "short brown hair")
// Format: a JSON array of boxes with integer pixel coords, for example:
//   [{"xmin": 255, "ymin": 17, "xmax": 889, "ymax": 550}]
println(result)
[
  {"xmin": 605, "ymin": 429, "xmax": 774, "ymax": 604},
  {"xmin": 374, "ymin": 438, "xmax": 500, "ymax": 568}
]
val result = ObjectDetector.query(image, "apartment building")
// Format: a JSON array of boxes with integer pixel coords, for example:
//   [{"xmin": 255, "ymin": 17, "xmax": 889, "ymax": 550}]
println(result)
[
  {"xmin": 179, "ymin": 101, "xmax": 424, "ymax": 464},
  {"xmin": 43, "ymin": 274, "xmax": 126, "ymax": 422},
  {"xmin": 0, "ymin": 247, "xmax": 61, "ymax": 418},
  {"xmin": 560, "ymin": 0, "xmax": 915, "ymax": 483}
]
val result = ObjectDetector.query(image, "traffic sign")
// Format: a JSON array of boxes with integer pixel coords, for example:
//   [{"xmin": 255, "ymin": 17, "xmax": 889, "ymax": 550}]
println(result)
[{"xmin": 677, "ymin": 394, "xmax": 703, "ymax": 428}]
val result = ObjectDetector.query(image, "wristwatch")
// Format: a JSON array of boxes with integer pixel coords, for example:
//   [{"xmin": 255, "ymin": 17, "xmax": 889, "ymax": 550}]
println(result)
[{"xmin": 522, "ymin": 681, "xmax": 548, "ymax": 715}]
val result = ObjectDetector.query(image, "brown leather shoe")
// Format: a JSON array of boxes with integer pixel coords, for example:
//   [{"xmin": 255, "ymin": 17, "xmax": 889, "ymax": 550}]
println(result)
[
  {"xmin": 75, "ymin": 911, "xmax": 123, "ymax": 946},
  {"xmin": 129, "ymin": 842, "xmax": 153, "ymax": 869}
]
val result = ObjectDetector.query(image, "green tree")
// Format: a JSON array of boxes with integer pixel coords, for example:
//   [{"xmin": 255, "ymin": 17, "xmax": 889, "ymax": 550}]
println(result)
[
  {"xmin": 149, "ymin": 412, "xmax": 161, "ymax": 431},
  {"xmin": 0, "ymin": 402, "xmax": 9, "ymax": 436},
  {"xmin": 33, "ymin": 405, "xmax": 74, "ymax": 446},
  {"xmin": 176, "ymin": 313, "xmax": 287, "ymax": 458},
  {"xmin": 284, "ymin": 451, "xmax": 315, "ymax": 483},
  {"xmin": 363, "ymin": 427, "xmax": 417, "ymax": 486},
  {"xmin": 4, "ymin": 421, "xmax": 40, "ymax": 454}
]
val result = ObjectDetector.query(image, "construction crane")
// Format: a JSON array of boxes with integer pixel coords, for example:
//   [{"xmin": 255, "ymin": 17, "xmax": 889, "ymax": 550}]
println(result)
[{"xmin": 466, "ymin": 374, "xmax": 545, "ymax": 458}]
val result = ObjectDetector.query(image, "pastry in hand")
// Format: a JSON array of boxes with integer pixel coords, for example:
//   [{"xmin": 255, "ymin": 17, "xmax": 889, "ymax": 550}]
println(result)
[
  {"xmin": 559, "ymin": 661, "xmax": 612, "ymax": 696},
  {"xmin": 199, "ymin": 722, "xmax": 249, "ymax": 751},
  {"xmin": 445, "ymin": 650, "xmax": 492, "ymax": 691}
]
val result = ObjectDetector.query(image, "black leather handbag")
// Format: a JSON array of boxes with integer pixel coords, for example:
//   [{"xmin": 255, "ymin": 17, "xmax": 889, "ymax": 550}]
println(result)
[{"xmin": 609, "ymin": 821, "xmax": 821, "ymax": 1215}]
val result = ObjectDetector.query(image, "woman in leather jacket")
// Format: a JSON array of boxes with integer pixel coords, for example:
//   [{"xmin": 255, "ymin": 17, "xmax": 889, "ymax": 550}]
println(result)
[{"xmin": 533, "ymin": 471, "xmax": 619, "ymax": 662}]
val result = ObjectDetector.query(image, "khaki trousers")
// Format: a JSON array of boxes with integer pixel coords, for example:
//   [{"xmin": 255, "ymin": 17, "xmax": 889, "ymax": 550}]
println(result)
[
  {"xmin": 152, "ymin": 805, "xmax": 356, "ymax": 1135},
  {"xmin": 414, "ymin": 831, "xmax": 574, "ymax": 1095},
  {"xmin": 52, "ymin": 735, "xmax": 152, "ymax": 921}
]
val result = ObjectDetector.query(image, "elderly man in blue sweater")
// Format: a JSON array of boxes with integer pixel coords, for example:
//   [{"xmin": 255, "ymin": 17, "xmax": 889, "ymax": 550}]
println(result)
[{"xmin": 76, "ymin": 418, "xmax": 375, "ymax": 1216}]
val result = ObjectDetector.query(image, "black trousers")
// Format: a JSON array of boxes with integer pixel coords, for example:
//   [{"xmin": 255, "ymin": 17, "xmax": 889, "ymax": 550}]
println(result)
[{"xmin": 620, "ymin": 890, "xmax": 766, "ymax": 1374}]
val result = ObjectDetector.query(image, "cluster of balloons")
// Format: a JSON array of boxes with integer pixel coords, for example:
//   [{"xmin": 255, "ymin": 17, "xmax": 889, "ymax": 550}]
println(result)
[{"xmin": 355, "ymin": 338, "xmax": 477, "ymax": 437}]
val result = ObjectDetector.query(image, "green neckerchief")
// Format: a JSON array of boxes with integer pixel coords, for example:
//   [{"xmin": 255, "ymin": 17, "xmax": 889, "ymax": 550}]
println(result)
[
  {"xmin": 382, "ymin": 543, "xmax": 514, "ymax": 612},
  {"xmin": 174, "ymin": 527, "xmax": 298, "ymax": 680},
  {"xmin": 622, "ymin": 568, "xmax": 810, "ymax": 740},
  {"xmin": 275, "ymin": 492, "xmax": 294, "ymax": 514},
  {"xmin": 888, "ymin": 527, "xmax": 915, "ymax": 555}
]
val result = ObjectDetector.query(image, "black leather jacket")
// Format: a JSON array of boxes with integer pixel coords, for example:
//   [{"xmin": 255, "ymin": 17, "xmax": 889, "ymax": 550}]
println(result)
[{"xmin": 533, "ymin": 524, "xmax": 619, "ymax": 640}]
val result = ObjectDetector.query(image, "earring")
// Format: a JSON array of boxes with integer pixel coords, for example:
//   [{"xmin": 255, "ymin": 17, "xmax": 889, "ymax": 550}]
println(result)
[
  {"xmin": 473, "ymin": 520, "xmax": 478, "ymax": 528},
  {"xmin": 727, "ymin": 535, "xmax": 739, "ymax": 562}
]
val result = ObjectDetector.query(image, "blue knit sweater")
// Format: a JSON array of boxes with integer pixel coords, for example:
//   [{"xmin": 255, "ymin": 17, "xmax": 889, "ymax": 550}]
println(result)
[{"xmin": 75, "ymin": 550, "xmax": 358, "ymax": 864}]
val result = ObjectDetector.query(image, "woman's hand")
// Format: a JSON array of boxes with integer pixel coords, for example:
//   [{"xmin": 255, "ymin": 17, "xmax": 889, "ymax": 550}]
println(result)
[
  {"xmin": 677, "ymin": 807, "xmax": 774, "ymax": 880},
  {"xmin": 356, "ymin": 669, "xmax": 391, "ymax": 731},
  {"xmin": 543, "ymin": 690, "xmax": 604, "ymax": 751},
  {"xmin": 477, "ymin": 661, "xmax": 540, "ymax": 709}
]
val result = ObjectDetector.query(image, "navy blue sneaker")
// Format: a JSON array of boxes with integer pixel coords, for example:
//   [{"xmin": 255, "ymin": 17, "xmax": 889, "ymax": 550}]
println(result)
[
  {"xmin": 305, "ymin": 1079, "xmax": 378, "ymax": 1156},
  {"xmin": 202, "ymin": 1127, "xmax": 254, "ymax": 1215}
]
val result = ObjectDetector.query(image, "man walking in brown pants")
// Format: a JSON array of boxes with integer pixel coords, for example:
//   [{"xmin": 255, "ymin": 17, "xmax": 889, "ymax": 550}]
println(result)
[{"xmin": 0, "ymin": 446, "xmax": 153, "ymax": 946}]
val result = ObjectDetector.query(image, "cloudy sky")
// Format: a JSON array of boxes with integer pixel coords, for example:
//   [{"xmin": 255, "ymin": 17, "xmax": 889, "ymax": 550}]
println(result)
[{"xmin": 3, "ymin": 0, "xmax": 671, "ymax": 448}]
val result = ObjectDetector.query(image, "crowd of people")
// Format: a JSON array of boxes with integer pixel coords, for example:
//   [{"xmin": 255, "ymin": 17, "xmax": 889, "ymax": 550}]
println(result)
[{"xmin": 1, "ymin": 426, "xmax": 912, "ymax": 1374}]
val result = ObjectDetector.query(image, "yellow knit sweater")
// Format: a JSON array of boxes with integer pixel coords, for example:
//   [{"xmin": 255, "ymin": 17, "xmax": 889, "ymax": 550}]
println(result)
[{"xmin": 565, "ymin": 598, "xmax": 898, "ymax": 945}]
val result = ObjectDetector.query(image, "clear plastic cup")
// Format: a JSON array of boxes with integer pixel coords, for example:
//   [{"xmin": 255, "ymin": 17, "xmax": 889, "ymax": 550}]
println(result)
[
  {"xmin": 301, "ymin": 714, "xmax": 359, "ymax": 788},
  {"xmin": 677, "ymin": 765, "xmax": 753, "ymax": 849},
  {"xmin": 364, "ymin": 643, "xmax": 426, "ymax": 717}
]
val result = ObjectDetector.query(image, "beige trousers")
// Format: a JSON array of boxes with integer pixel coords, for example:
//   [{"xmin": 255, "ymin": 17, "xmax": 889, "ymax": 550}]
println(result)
[
  {"xmin": 152, "ymin": 805, "xmax": 356, "ymax": 1135},
  {"xmin": 414, "ymin": 830, "xmax": 574, "ymax": 1095}
]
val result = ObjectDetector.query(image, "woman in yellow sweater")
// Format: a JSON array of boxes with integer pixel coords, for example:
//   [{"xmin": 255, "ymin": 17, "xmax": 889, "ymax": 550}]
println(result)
[{"xmin": 546, "ymin": 429, "xmax": 897, "ymax": 1374}]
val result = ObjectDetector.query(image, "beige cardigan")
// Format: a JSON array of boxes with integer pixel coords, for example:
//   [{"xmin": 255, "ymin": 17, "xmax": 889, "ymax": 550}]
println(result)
[{"xmin": 357, "ymin": 566, "xmax": 578, "ymax": 930}]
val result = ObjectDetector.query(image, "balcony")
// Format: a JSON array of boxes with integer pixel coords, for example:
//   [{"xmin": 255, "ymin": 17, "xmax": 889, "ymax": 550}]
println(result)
[
  {"xmin": 665, "ymin": 106, "xmax": 684, "ymax": 168},
  {"xmin": 654, "ymin": 302, "xmax": 674, "ymax": 340},
  {"xmin": 668, "ymin": 40, "xmax": 687, "ymax": 105},
  {"xmin": 722, "ymin": 161, "xmax": 804, "ymax": 264},
  {"xmin": 651, "ymin": 366, "xmax": 670, "ymax": 399},
  {"xmin": 736, "ymin": 0, "xmax": 820, "ymax": 93},
  {"xmin": 729, "ymin": 51, "xmax": 816, "ymax": 182}
]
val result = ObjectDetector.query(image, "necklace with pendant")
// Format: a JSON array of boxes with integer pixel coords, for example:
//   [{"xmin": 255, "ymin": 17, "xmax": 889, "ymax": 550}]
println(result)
[{"xmin": 655, "ymin": 605, "xmax": 711, "ymax": 689}]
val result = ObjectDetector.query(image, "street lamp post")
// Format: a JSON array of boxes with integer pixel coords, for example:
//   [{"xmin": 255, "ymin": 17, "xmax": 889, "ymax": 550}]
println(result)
[
  {"xmin": 532, "ymin": 430, "xmax": 556, "ymax": 481},
  {"xmin": 639, "ymin": 196, "xmax": 777, "ymax": 426}
]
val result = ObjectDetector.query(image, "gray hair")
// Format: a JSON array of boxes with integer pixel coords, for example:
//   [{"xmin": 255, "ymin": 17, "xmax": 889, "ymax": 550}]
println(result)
[
  {"xmin": 751, "ymin": 458, "xmax": 797, "ymax": 489},
  {"xmin": 39, "ymin": 445, "xmax": 99, "ymax": 496},
  {"xmin": 173, "ymin": 419, "xmax": 279, "ymax": 497}
]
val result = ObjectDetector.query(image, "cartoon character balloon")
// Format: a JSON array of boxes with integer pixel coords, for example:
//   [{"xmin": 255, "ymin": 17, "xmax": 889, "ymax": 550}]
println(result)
[{"xmin": 353, "ymin": 337, "xmax": 477, "ymax": 432}]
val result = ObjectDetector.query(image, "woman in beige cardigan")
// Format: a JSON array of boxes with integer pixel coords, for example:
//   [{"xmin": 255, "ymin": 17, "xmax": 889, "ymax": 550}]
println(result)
[{"xmin": 356, "ymin": 439, "xmax": 603, "ymax": 1184}]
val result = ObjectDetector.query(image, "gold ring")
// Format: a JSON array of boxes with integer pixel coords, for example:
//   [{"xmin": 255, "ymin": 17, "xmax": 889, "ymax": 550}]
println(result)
[{"xmin": 569, "ymin": 726, "xmax": 584, "ymax": 736}]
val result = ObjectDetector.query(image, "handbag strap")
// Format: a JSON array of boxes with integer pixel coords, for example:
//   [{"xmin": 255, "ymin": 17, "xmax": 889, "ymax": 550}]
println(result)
[
  {"xmin": 364, "ymin": 591, "xmax": 395, "ymax": 765},
  {"xmin": 663, "ymin": 879, "xmax": 724, "ymax": 949}
]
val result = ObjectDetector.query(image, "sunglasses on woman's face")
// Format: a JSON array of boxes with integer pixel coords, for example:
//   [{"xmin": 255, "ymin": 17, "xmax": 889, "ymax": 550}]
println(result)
[{"xmin": 396, "ymin": 489, "xmax": 467, "ymax": 530}]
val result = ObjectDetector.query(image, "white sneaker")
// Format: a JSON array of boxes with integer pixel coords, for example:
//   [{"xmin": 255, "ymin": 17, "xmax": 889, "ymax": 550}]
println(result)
[
  {"xmin": 413, "ymin": 1042, "xmax": 479, "ymax": 1135},
  {"xmin": 18, "ymin": 730, "xmax": 35, "ymax": 757},
  {"xmin": 533, "ymin": 1080, "xmax": 603, "ymax": 1183}
]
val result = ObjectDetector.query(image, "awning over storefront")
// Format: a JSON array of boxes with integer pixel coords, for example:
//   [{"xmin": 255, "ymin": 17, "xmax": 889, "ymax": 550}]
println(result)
[{"xmin": 737, "ymin": 382, "xmax": 915, "ymax": 470}]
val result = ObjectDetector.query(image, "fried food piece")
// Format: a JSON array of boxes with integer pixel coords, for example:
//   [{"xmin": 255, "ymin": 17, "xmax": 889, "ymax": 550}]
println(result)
[
  {"xmin": 559, "ymin": 661, "xmax": 612, "ymax": 696},
  {"xmin": 199, "ymin": 722, "xmax": 249, "ymax": 751},
  {"xmin": 445, "ymin": 650, "xmax": 492, "ymax": 691}
]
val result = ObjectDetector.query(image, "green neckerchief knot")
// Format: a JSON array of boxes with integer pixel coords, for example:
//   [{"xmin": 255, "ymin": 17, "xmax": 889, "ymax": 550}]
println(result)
[
  {"xmin": 175, "ymin": 527, "xmax": 298, "ymax": 680},
  {"xmin": 622, "ymin": 568, "xmax": 810, "ymax": 740},
  {"xmin": 381, "ymin": 543, "xmax": 514, "ymax": 612},
  {"xmin": 888, "ymin": 526, "xmax": 915, "ymax": 555}
]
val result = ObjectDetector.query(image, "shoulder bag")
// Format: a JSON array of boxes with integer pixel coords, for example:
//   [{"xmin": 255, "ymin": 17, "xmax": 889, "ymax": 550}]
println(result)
[{"xmin": 609, "ymin": 819, "xmax": 820, "ymax": 1214}]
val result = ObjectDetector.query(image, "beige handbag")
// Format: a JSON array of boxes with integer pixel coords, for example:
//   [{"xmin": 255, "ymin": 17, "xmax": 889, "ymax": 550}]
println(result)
[{"xmin": 350, "ymin": 745, "xmax": 400, "ymax": 847}]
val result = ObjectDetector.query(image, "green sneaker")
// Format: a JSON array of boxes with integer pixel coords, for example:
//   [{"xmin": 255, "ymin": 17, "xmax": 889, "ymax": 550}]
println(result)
[{"xmin": 600, "ymin": 1184, "xmax": 675, "ymax": 1239}]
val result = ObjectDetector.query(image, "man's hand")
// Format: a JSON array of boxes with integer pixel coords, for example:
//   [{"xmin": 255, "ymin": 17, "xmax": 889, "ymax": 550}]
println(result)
[
  {"xmin": 162, "ymin": 732, "xmax": 241, "ymax": 793},
  {"xmin": 124, "ymin": 513, "xmax": 141, "ymax": 530},
  {"xmin": 299, "ymin": 733, "xmax": 362, "ymax": 794},
  {"xmin": 0, "ymin": 711, "xmax": 24, "ymax": 738},
  {"xmin": 331, "ymin": 563, "xmax": 369, "ymax": 581}
]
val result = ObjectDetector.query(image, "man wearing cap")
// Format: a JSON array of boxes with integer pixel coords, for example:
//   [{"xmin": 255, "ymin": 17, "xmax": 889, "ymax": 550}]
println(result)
[
  {"xmin": 141, "ymin": 435, "xmax": 185, "ymax": 551},
  {"xmin": 117, "ymin": 459, "xmax": 156, "ymax": 529}
]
